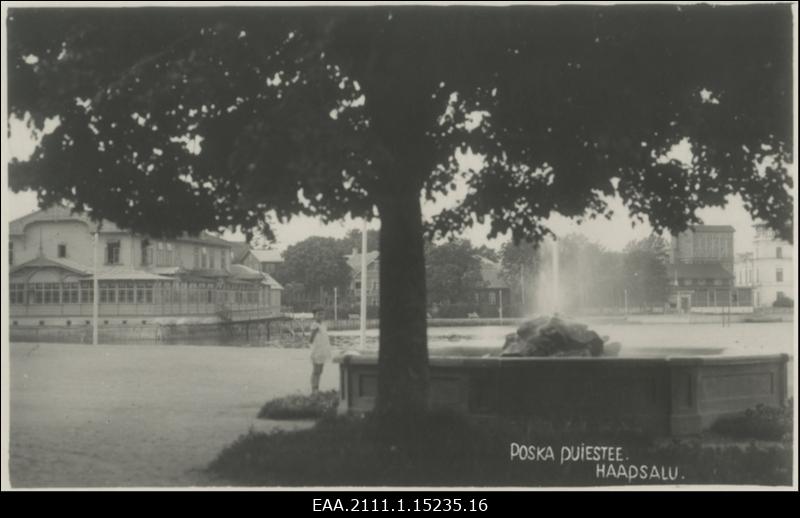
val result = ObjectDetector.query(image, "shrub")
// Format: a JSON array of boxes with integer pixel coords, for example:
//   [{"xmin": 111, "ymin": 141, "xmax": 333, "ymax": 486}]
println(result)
[
  {"xmin": 209, "ymin": 411, "xmax": 793, "ymax": 486},
  {"xmin": 257, "ymin": 391, "xmax": 339, "ymax": 420},
  {"xmin": 710, "ymin": 404, "xmax": 793, "ymax": 441},
  {"xmin": 772, "ymin": 295, "xmax": 794, "ymax": 308}
]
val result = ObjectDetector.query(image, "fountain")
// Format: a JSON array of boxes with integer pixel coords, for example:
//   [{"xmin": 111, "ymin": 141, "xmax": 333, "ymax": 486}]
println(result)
[{"xmin": 336, "ymin": 235, "xmax": 789, "ymax": 436}]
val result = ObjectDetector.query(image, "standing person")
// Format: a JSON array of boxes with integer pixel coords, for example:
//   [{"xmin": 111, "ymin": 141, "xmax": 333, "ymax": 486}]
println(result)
[{"xmin": 309, "ymin": 306, "xmax": 332, "ymax": 394}]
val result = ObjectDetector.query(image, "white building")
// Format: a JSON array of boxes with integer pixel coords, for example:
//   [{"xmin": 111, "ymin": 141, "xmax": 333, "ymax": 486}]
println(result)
[{"xmin": 734, "ymin": 224, "xmax": 794, "ymax": 308}]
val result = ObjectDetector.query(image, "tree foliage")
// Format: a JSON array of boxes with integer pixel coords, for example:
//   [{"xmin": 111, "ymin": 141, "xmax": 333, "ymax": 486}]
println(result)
[
  {"xmin": 424, "ymin": 240, "xmax": 485, "ymax": 305},
  {"xmin": 8, "ymin": 6, "xmax": 793, "ymax": 243},
  {"xmin": 274, "ymin": 236, "xmax": 351, "ymax": 293},
  {"xmin": 622, "ymin": 236, "xmax": 670, "ymax": 309}
]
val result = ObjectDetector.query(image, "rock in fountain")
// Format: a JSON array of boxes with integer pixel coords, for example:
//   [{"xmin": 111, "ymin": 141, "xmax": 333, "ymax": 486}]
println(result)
[{"xmin": 501, "ymin": 315, "xmax": 619, "ymax": 357}]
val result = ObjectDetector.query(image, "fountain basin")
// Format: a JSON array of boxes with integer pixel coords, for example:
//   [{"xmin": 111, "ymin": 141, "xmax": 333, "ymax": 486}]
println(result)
[{"xmin": 336, "ymin": 352, "xmax": 789, "ymax": 436}]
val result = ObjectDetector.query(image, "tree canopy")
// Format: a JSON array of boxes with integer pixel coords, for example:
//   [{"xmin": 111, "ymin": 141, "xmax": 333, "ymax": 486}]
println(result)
[
  {"xmin": 9, "ymin": 5, "xmax": 793, "ymax": 242},
  {"xmin": 7, "ymin": 5, "xmax": 794, "ymax": 416}
]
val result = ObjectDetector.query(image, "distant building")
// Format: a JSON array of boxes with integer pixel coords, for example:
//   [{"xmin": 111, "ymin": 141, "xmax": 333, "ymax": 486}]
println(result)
[
  {"xmin": 344, "ymin": 249, "xmax": 380, "ymax": 307},
  {"xmin": 251, "ymin": 249, "xmax": 284, "ymax": 275},
  {"xmin": 667, "ymin": 225, "xmax": 752, "ymax": 313},
  {"xmin": 228, "ymin": 242, "xmax": 284, "ymax": 275},
  {"xmin": 734, "ymin": 224, "xmax": 793, "ymax": 308},
  {"xmin": 472, "ymin": 256, "xmax": 511, "ymax": 311},
  {"xmin": 9, "ymin": 205, "xmax": 281, "ymax": 326}
]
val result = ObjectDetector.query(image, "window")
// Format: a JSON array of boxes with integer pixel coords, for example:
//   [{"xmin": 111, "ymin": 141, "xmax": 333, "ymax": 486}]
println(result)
[
  {"xmin": 42, "ymin": 283, "xmax": 61, "ymax": 304},
  {"xmin": 118, "ymin": 282, "xmax": 135, "ymax": 304},
  {"xmin": 106, "ymin": 241, "xmax": 121, "ymax": 264},
  {"xmin": 58, "ymin": 243, "xmax": 67, "ymax": 258},
  {"xmin": 141, "ymin": 239, "xmax": 153, "ymax": 266},
  {"xmin": 193, "ymin": 246, "xmax": 200, "ymax": 268},
  {"xmin": 166, "ymin": 243, "xmax": 174, "ymax": 266},
  {"xmin": 209, "ymin": 249, "xmax": 216, "ymax": 269},
  {"xmin": 776, "ymin": 247, "xmax": 783, "ymax": 259},
  {"xmin": 136, "ymin": 282, "xmax": 153, "ymax": 304},
  {"xmin": 201, "ymin": 247, "xmax": 208, "ymax": 269},
  {"xmin": 221, "ymin": 250, "xmax": 227, "ymax": 270},
  {"xmin": 63, "ymin": 283, "xmax": 79, "ymax": 304},
  {"xmin": 100, "ymin": 282, "xmax": 117, "ymax": 303},
  {"xmin": 488, "ymin": 291, "xmax": 497, "ymax": 305},
  {"xmin": 9, "ymin": 242, "xmax": 13, "ymax": 265},
  {"xmin": 80, "ymin": 281, "xmax": 94, "ymax": 303},
  {"xmin": 776, "ymin": 268, "xmax": 783, "ymax": 283},
  {"xmin": 10, "ymin": 283, "xmax": 25, "ymax": 304}
]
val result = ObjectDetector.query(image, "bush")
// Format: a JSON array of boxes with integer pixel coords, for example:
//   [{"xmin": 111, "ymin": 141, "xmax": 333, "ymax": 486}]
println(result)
[
  {"xmin": 773, "ymin": 295, "xmax": 794, "ymax": 308},
  {"xmin": 209, "ymin": 411, "xmax": 793, "ymax": 486},
  {"xmin": 257, "ymin": 391, "xmax": 339, "ymax": 420},
  {"xmin": 711, "ymin": 404, "xmax": 793, "ymax": 441}
]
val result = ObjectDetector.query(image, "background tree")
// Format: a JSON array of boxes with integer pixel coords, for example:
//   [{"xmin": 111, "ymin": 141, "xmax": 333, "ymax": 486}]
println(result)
[
  {"xmin": 8, "ymin": 6, "xmax": 794, "ymax": 419},
  {"xmin": 424, "ymin": 240, "xmax": 484, "ymax": 306},
  {"xmin": 500, "ymin": 239, "xmax": 540, "ymax": 311},
  {"xmin": 622, "ymin": 236, "xmax": 669, "ymax": 311},
  {"xmin": 274, "ymin": 236, "xmax": 351, "ymax": 300}
]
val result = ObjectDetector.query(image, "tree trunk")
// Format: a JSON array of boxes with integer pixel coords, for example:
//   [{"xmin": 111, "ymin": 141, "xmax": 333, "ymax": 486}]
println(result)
[{"xmin": 375, "ymin": 188, "xmax": 429, "ymax": 419}]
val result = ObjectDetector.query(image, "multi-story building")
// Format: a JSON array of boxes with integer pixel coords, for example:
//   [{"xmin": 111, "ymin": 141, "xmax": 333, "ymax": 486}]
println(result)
[
  {"xmin": 667, "ymin": 225, "xmax": 753, "ymax": 313},
  {"xmin": 734, "ymin": 224, "xmax": 794, "ymax": 308},
  {"xmin": 9, "ymin": 205, "xmax": 282, "ymax": 326}
]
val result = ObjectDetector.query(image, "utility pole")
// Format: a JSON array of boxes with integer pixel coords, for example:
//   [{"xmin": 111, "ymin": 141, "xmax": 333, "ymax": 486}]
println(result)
[
  {"xmin": 359, "ymin": 220, "xmax": 368, "ymax": 349},
  {"xmin": 92, "ymin": 227, "xmax": 100, "ymax": 345},
  {"xmin": 333, "ymin": 287, "xmax": 338, "ymax": 322},
  {"xmin": 498, "ymin": 290, "xmax": 504, "ymax": 323}
]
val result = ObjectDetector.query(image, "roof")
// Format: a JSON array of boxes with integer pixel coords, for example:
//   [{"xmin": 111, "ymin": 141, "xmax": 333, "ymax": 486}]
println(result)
[
  {"xmin": 251, "ymin": 249, "xmax": 283, "ymax": 263},
  {"xmin": 345, "ymin": 251, "xmax": 380, "ymax": 273},
  {"xmin": 10, "ymin": 255, "xmax": 92, "ymax": 276},
  {"xmin": 262, "ymin": 273, "xmax": 284, "ymax": 290},
  {"xmin": 476, "ymin": 256, "xmax": 509, "ymax": 289},
  {"xmin": 688, "ymin": 225, "xmax": 736, "ymax": 233},
  {"xmin": 227, "ymin": 241, "xmax": 252, "ymax": 264},
  {"xmin": 230, "ymin": 264, "xmax": 264, "ymax": 281},
  {"xmin": 94, "ymin": 268, "xmax": 173, "ymax": 281},
  {"xmin": 667, "ymin": 262, "xmax": 734, "ymax": 280},
  {"xmin": 9, "ymin": 256, "xmax": 174, "ymax": 280}
]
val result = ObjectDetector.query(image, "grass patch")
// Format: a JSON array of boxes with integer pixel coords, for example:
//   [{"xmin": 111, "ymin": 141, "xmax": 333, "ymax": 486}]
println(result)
[
  {"xmin": 209, "ymin": 411, "xmax": 793, "ymax": 486},
  {"xmin": 257, "ymin": 391, "xmax": 339, "ymax": 420},
  {"xmin": 711, "ymin": 403, "xmax": 793, "ymax": 441}
]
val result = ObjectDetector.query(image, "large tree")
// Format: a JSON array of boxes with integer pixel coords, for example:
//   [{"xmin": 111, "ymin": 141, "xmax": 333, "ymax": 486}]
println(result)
[{"xmin": 7, "ymin": 5, "xmax": 794, "ymax": 418}]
